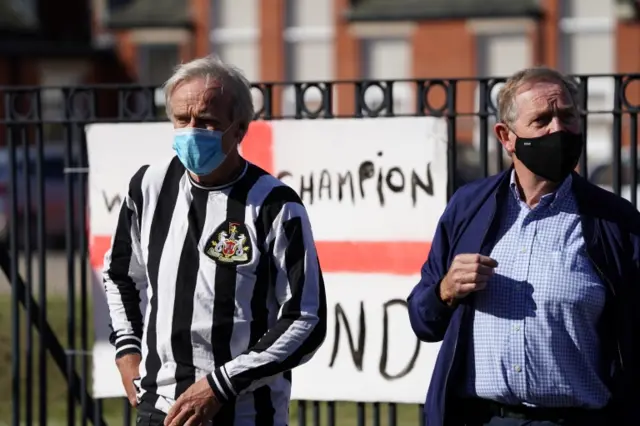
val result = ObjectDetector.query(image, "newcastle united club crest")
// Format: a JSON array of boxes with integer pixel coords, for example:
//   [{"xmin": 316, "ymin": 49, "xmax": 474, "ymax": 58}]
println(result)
[{"xmin": 204, "ymin": 220, "xmax": 252, "ymax": 265}]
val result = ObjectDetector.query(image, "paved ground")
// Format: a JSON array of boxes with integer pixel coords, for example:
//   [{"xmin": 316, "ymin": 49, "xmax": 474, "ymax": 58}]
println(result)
[{"xmin": 0, "ymin": 250, "xmax": 93, "ymax": 296}]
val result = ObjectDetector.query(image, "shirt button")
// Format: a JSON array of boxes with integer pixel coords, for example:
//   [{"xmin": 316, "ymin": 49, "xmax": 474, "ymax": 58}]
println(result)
[
  {"xmin": 513, "ymin": 325, "xmax": 521, "ymax": 332},
  {"xmin": 520, "ymin": 247, "xmax": 527, "ymax": 253},
  {"xmin": 514, "ymin": 365, "xmax": 522, "ymax": 373}
]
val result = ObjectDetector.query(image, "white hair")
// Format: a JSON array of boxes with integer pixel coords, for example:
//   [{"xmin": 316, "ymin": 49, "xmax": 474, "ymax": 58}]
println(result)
[
  {"xmin": 163, "ymin": 54, "xmax": 255, "ymax": 131},
  {"xmin": 497, "ymin": 66, "xmax": 580, "ymax": 126}
]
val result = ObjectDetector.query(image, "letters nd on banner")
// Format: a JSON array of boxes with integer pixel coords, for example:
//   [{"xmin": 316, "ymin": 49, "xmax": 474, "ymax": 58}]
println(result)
[{"xmin": 86, "ymin": 117, "xmax": 448, "ymax": 403}]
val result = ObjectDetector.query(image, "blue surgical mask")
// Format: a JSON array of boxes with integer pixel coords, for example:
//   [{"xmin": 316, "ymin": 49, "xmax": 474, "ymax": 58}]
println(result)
[{"xmin": 172, "ymin": 127, "xmax": 227, "ymax": 176}]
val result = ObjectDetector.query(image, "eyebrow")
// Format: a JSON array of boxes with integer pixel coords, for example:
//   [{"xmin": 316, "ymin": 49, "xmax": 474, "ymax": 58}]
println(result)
[
  {"xmin": 172, "ymin": 111, "xmax": 222, "ymax": 123},
  {"xmin": 529, "ymin": 104, "xmax": 577, "ymax": 118}
]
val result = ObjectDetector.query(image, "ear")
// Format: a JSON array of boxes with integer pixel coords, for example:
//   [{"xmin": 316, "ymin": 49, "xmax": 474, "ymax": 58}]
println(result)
[{"xmin": 494, "ymin": 122, "xmax": 515, "ymax": 155}]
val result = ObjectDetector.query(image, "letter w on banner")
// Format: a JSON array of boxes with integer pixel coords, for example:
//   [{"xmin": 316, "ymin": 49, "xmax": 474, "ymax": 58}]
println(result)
[{"xmin": 86, "ymin": 117, "xmax": 448, "ymax": 403}]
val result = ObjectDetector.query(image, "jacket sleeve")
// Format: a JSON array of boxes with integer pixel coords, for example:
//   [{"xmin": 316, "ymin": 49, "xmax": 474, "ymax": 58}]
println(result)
[
  {"xmin": 407, "ymin": 192, "xmax": 459, "ymax": 343},
  {"xmin": 103, "ymin": 166, "xmax": 149, "ymax": 359},
  {"xmin": 206, "ymin": 188, "xmax": 327, "ymax": 402}
]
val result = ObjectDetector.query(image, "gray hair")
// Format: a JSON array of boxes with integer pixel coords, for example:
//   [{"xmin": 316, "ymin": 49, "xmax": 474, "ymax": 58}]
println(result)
[
  {"xmin": 497, "ymin": 66, "xmax": 581, "ymax": 126},
  {"xmin": 163, "ymin": 55, "xmax": 255, "ymax": 131}
]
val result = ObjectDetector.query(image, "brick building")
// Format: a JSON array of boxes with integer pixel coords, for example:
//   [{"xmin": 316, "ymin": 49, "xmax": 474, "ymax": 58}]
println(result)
[{"xmin": 0, "ymin": 0, "xmax": 638, "ymax": 155}]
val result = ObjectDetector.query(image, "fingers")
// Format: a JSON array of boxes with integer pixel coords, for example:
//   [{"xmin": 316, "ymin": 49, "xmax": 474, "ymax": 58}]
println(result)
[
  {"xmin": 183, "ymin": 416, "xmax": 200, "ymax": 426},
  {"xmin": 440, "ymin": 254, "xmax": 498, "ymax": 303},
  {"xmin": 128, "ymin": 394, "xmax": 138, "ymax": 407},
  {"xmin": 455, "ymin": 253, "xmax": 499, "ymax": 268},
  {"xmin": 122, "ymin": 380, "xmax": 138, "ymax": 407},
  {"xmin": 458, "ymin": 281, "xmax": 487, "ymax": 294},
  {"xmin": 167, "ymin": 408, "xmax": 190, "ymax": 426},
  {"xmin": 165, "ymin": 400, "xmax": 182, "ymax": 426},
  {"xmin": 457, "ymin": 269, "xmax": 493, "ymax": 285}
]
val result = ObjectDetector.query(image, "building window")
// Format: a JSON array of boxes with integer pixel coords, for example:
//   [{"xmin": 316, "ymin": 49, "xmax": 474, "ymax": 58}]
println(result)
[
  {"xmin": 137, "ymin": 44, "xmax": 180, "ymax": 118},
  {"xmin": 360, "ymin": 37, "xmax": 413, "ymax": 115},
  {"xmin": 209, "ymin": 0, "xmax": 259, "ymax": 81},
  {"xmin": 282, "ymin": 0, "xmax": 335, "ymax": 115},
  {"xmin": 137, "ymin": 44, "xmax": 180, "ymax": 86},
  {"xmin": 38, "ymin": 61, "xmax": 91, "ymax": 142},
  {"xmin": 558, "ymin": 0, "xmax": 615, "ymax": 162}
]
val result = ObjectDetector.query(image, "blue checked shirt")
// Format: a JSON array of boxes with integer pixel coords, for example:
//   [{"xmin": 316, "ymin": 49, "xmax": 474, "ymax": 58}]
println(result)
[{"xmin": 460, "ymin": 171, "xmax": 611, "ymax": 408}]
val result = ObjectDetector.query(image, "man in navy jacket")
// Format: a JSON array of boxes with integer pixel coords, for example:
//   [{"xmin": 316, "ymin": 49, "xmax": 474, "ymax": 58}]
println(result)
[{"xmin": 408, "ymin": 67, "xmax": 640, "ymax": 426}]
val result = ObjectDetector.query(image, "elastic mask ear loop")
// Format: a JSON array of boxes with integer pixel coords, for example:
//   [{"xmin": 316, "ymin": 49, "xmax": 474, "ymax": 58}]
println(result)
[
  {"xmin": 502, "ymin": 123, "xmax": 519, "ymax": 139},
  {"xmin": 221, "ymin": 120, "xmax": 239, "ymax": 138}
]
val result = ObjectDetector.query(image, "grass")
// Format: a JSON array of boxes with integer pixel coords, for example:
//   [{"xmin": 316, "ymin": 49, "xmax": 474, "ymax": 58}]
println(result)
[{"xmin": 0, "ymin": 294, "xmax": 421, "ymax": 426}]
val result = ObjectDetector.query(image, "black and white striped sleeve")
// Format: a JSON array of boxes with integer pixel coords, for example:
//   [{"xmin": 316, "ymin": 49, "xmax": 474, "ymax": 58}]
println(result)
[
  {"xmin": 207, "ymin": 186, "xmax": 327, "ymax": 401},
  {"xmin": 103, "ymin": 165, "xmax": 149, "ymax": 359}
]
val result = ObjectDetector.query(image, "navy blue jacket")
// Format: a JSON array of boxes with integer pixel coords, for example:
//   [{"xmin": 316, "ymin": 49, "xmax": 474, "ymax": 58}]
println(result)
[{"xmin": 407, "ymin": 169, "xmax": 640, "ymax": 426}]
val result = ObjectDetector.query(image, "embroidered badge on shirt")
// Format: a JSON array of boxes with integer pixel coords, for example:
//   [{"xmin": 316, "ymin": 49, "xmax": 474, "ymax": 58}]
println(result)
[{"xmin": 204, "ymin": 220, "xmax": 252, "ymax": 265}]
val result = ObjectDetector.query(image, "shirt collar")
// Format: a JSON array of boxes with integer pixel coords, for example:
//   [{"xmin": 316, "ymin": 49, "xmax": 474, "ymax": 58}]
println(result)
[{"xmin": 509, "ymin": 169, "xmax": 572, "ymax": 206}]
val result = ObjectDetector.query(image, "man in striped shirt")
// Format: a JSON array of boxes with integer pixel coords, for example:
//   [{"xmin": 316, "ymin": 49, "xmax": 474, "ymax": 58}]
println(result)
[{"xmin": 103, "ymin": 55, "xmax": 327, "ymax": 426}]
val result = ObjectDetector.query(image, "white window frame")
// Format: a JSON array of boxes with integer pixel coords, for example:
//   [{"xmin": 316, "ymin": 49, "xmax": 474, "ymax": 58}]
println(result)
[
  {"xmin": 283, "ymin": 26, "xmax": 333, "ymax": 43},
  {"xmin": 558, "ymin": 16, "xmax": 615, "ymax": 33},
  {"xmin": 209, "ymin": 28, "xmax": 258, "ymax": 44}
]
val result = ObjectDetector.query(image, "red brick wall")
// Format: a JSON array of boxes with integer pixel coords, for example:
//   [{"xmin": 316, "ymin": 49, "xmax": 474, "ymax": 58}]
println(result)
[
  {"xmin": 260, "ymin": 0, "xmax": 286, "ymax": 116},
  {"xmin": 334, "ymin": 0, "xmax": 361, "ymax": 115},
  {"xmin": 412, "ymin": 20, "xmax": 476, "ymax": 143},
  {"xmin": 616, "ymin": 19, "xmax": 640, "ymax": 147}
]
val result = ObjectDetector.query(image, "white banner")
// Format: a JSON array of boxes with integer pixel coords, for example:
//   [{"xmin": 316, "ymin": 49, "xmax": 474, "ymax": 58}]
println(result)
[{"xmin": 87, "ymin": 117, "xmax": 449, "ymax": 403}]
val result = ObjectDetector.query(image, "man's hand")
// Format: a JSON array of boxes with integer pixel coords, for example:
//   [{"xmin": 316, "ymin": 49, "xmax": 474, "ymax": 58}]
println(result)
[
  {"xmin": 115, "ymin": 353, "xmax": 141, "ymax": 407},
  {"xmin": 164, "ymin": 377, "xmax": 221, "ymax": 426},
  {"xmin": 440, "ymin": 254, "xmax": 498, "ymax": 305}
]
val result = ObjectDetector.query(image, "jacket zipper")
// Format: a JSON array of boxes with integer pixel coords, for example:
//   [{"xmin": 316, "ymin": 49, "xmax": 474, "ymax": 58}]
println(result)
[
  {"xmin": 585, "ymin": 251, "xmax": 624, "ymax": 371},
  {"xmin": 440, "ymin": 193, "xmax": 498, "ymax": 422}
]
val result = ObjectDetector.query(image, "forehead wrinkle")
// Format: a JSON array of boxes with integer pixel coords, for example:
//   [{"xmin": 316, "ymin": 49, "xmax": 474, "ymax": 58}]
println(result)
[
  {"xmin": 170, "ymin": 76, "xmax": 236, "ymax": 122},
  {"xmin": 515, "ymin": 83, "xmax": 572, "ymax": 119}
]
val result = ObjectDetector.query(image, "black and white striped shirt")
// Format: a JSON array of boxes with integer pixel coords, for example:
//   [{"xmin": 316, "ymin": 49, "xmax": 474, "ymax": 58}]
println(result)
[{"xmin": 103, "ymin": 157, "xmax": 327, "ymax": 425}]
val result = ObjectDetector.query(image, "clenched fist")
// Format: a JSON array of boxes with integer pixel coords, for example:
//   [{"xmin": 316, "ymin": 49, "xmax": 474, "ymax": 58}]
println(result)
[{"xmin": 439, "ymin": 254, "xmax": 498, "ymax": 305}]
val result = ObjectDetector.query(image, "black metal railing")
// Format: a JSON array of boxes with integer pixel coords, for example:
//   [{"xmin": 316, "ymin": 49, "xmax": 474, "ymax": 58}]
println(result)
[{"xmin": 0, "ymin": 74, "xmax": 638, "ymax": 426}]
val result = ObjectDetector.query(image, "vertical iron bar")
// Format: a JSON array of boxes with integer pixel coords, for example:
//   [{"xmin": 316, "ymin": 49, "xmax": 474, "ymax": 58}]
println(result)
[
  {"xmin": 312, "ymin": 401, "xmax": 320, "ymax": 426},
  {"xmin": 357, "ymin": 402, "xmax": 365, "ymax": 426},
  {"xmin": 7, "ymin": 119, "xmax": 20, "ymax": 426},
  {"xmin": 65, "ymin": 117, "xmax": 77, "ymax": 426},
  {"xmin": 327, "ymin": 401, "xmax": 335, "ymax": 426},
  {"xmin": 94, "ymin": 399, "xmax": 103, "ymax": 426},
  {"xmin": 263, "ymin": 84, "xmax": 273, "ymax": 120},
  {"xmin": 612, "ymin": 77, "xmax": 623, "ymax": 196},
  {"xmin": 419, "ymin": 404, "xmax": 426, "ymax": 426},
  {"xmin": 629, "ymin": 113, "xmax": 638, "ymax": 208},
  {"xmin": 297, "ymin": 401, "xmax": 306, "ymax": 426},
  {"xmin": 578, "ymin": 77, "xmax": 589, "ymax": 178},
  {"xmin": 123, "ymin": 398, "xmax": 132, "ymax": 426},
  {"xmin": 77, "ymin": 126, "xmax": 89, "ymax": 426},
  {"xmin": 388, "ymin": 403, "xmax": 397, "ymax": 426},
  {"xmin": 324, "ymin": 82, "xmax": 334, "ymax": 118},
  {"xmin": 22, "ymin": 126, "xmax": 34, "ymax": 426},
  {"xmin": 372, "ymin": 403, "xmax": 380, "ymax": 426},
  {"xmin": 478, "ymin": 80, "xmax": 490, "ymax": 178},
  {"xmin": 446, "ymin": 81, "xmax": 458, "ymax": 200},
  {"xmin": 34, "ymin": 90, "xmax": 48, "ymax": 426}
]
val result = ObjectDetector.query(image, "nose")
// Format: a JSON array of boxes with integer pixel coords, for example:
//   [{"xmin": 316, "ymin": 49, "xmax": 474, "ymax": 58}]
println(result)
[{"xmin": 547, "ymin": 116, "xmax": 564, "ymax": 133}]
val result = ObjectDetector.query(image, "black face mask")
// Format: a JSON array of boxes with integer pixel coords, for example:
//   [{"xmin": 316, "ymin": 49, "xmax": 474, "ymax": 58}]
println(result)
[{"xmin": 514, "ymin": 130, "xmax": 584, "ymax": 183}]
